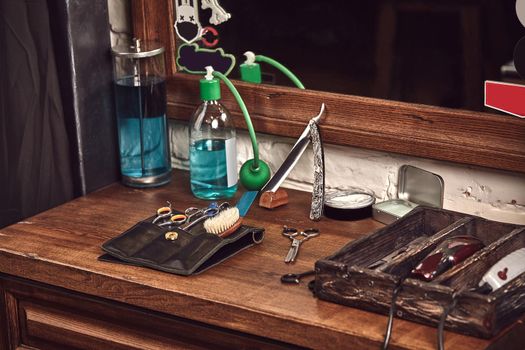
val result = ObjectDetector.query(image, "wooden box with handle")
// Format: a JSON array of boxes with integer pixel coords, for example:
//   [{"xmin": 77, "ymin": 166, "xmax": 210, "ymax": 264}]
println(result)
[{"xmin": 314, "ymin": 207, "xmax": 525, "ymax": 338}]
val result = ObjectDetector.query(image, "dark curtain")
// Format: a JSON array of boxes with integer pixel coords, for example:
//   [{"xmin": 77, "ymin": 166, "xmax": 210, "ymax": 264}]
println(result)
[{"xmin": 0, "ymin": 0, "xmax": 74, "ymax": 227}]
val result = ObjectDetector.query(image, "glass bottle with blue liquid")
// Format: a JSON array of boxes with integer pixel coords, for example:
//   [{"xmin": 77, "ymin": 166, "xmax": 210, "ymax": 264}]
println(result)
[
  {"xmin": 189, "ymin": 69, "xmax": 237, "ymax": 200},
  {"xmin": 111, "ymin": 39, "xmax": 171, "ymax": 187}
]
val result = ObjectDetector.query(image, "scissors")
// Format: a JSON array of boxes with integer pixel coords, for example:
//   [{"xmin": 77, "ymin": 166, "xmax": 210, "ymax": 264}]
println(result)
[
  {"xmin": 152, "ymin": 201, "xmax": 188, "ymax": 227},
  {"xmin": 282, "ymin": 226, "xmax": 320, "ymax": 263},
  {"xmin": 152, "ymin": 202, "xmax": 175, "ymax": 224},
  {"xmin": 155, "ymin": 202, "xmax": 229, "ymax": 230}
]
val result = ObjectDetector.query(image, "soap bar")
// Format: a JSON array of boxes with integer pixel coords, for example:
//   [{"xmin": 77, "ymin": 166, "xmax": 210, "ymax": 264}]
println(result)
[{"xmin": 259, "ymin": 189, "xmax": 289, "ymax": 209}]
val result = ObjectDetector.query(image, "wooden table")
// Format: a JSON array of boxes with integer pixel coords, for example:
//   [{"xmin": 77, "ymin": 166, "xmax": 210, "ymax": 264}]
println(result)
[{"xmin": 0, "ymin": 170, "xmax": 521, "ymax": 349}]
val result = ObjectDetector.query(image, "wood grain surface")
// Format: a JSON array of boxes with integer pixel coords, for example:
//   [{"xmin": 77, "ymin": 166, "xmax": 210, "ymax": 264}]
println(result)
[
  {"xmin": 164, "ymin": 74, "xmax": 525, "ymax": 174},
  {"xmin": 0, "ymin": 170, "xmax": 522, "ymax": 349}
]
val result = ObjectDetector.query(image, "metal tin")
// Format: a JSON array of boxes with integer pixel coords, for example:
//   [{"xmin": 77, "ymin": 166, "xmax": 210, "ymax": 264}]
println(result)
[
  {"xmin": 373, "ymin": 165, "xmax": 444, "ymax": 224},
  {"xmin": 324, "ymin": 188, "xmax": 376, "ymax": 221},
  {"xmin": 398, "ymin": 165, "xmax": 444, "ymax": 208},
  {"xmin": 111, "ymin": 38, "xmax": 165, "ymax": 59}
]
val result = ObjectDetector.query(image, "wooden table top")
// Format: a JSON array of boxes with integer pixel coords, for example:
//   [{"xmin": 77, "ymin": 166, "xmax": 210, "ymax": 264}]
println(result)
[{"xmin": 0, "ymin": 170, "xmax": 518, "ymax": 349}]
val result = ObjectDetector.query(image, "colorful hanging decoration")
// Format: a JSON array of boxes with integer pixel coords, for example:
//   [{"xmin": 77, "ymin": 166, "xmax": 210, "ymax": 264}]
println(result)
[
  {"xmin": 174, "ymin": 0, "xmax": 231, "ymax": 44},
  {"xmin": 174, "ymin": 0, "xmax": 202, "ymax": 44},
  {"xmin": 177, "ymin": 43, "xmax": 236, "ymax": 76},
  {"xmin": 201, "ymin": 0, "xmax": 231, "ymax": 25},
  {"xmin": 200, "ymin": 26, "xmax": 219, "ymax": 48},
  {"xmin": 175, "ymin": 0, "xmax": 234, "ymax": 75}
]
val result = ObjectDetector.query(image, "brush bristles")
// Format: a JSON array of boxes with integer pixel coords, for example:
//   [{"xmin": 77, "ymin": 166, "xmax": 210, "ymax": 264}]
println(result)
[{"xmin": 204, "ymin": 207, "xmax": 240, "ymax": 236}]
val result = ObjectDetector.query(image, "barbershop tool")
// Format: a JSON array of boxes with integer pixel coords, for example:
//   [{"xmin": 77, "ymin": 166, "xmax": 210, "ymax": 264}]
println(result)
[
  {"xmin": 437, "ymin": 248, "xmax": 525, "ymax": 350},
  {"xmin": 158, "ymin": 214, "xmax": 188, "ymax": 227},
  {"xmin": 181, "ymin": 208, "xmax": 219, "ymax": 230},
  {"xmin": 189, "ymin": 67, "xmax": 239, "ymax": 199},
  {"xmin": 182, "ymin": 203, "xmax": 228, "ymax": 231},
  {"xmin": 411, "ymin": 235, "xmax": 484, "ymax": 282},
  {"xmin": 205, "ymin": 67, "xmax": 270, "ymax": 191},
  {"xmin": 157, "ymin": 202, "xmax": 225, "ymax": 230},
  {"xmin": 259, "ymin": 104, "xmax": 326, "ymax": 209},
  {"xmin": 182, "ymin": 207, "xmax": 220, "ymax": 230},
  {"xmin": 308, "ymin": 118, "xmax": 325, "ymax": 221},
  {"xmin": 324, "ymin": 189, "xmax": 376, "ymax": 221},
  {"xmin": 281, "ymin": 270, "xmax": 315, "ymax": 284},
  {"xmin": 152, "ymin": 202, "xmax": 173, "ymax": 224},
  {"xmin": 153, "ymin": 203, "xmax": 196, "ymax": 227},
  {"xmin": 111, "ymin": 40, "xmax": 171, "ymax": 188},
  {"xmin": 282, "ymin": 226, "xmax": 320, "ymax": 263},
  {"xmin": 204, "ymin": 206, "xmax": 240, "ymax": 237},
  {"xmin": 477, "ymin": 248, "xmax": 525, "ymax": 294},
  {"xmin": 383, "ymin": 235, "xmax": 482, "ymax": 349},
  {"xmin": 203, "ymin": 191, "xmax": 258, "ymax": 237}
]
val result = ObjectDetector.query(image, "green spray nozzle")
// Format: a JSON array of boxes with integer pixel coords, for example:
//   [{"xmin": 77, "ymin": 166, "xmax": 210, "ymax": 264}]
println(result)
[
  {"xmin": 208, "ymin": 67, "xmax": 271, "ymax": 190},
  {"xmin": 240, "ymin": 51, "xmax": 305, "ymax": 89}
]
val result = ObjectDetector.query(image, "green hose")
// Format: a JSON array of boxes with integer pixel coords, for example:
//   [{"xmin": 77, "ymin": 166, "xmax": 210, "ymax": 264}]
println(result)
[
  {"xmin": 212, "ymin": 70, "xmax": 260, "ymax": 170},
  {"xmin": 255, "ymin": 55, "xmax": 305, "ymax": 89}
]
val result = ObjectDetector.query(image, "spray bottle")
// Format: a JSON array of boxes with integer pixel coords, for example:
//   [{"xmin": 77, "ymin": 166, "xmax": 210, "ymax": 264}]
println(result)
[
  {"xmin": 240, "ymin": 51, "xmax": 305, "ymax": 89},
  {"xmin": 189, "ymin": 67, "xmax": 237, "ymax": 199}
]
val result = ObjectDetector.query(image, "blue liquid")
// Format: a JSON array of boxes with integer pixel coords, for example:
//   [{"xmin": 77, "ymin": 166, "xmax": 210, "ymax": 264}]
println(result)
[
  {"xmin": 190, "ymin": 139, "xmax": 237, "ymax": 200},
  {"xmin": 115, "ymin": 77, "xmax": 171, "ymax": 183}
]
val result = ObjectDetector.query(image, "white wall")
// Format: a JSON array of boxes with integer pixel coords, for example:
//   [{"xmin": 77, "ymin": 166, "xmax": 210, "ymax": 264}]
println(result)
[
  {"xmin": 107, "ymin": 0, "xmax": 525, "ymax": 225},
  {"xmin": 170, "ymin": 121, "xmax": 525, "ymax": 224}
]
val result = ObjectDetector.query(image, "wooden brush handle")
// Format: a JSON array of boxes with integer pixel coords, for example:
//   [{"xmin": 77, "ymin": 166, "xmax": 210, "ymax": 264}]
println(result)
[{"xmin": 218, "ymin": 219, "xmax": 242, "ymax": 238}]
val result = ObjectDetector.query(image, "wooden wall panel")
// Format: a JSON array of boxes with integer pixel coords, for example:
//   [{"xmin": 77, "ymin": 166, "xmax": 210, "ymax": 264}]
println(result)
[
  {"xmin": 166, "ymin": 75, "xmax": 525, "ymax": 173},
  {"xmin": 131, "ymin": 0, "xmax": 177, "ymax": 76}
]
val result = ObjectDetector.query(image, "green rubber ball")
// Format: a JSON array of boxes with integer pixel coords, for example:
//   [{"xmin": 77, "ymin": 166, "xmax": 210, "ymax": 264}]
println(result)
[{"xmin": 239, "ymin": 159, "xmax": 271, "ymax": 190}]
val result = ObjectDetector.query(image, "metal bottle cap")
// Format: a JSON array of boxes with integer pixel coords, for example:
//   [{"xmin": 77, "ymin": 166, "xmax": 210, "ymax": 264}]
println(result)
[{"xmin": 111, "ymin": 38, "xmax": 165, "ymax": 58}]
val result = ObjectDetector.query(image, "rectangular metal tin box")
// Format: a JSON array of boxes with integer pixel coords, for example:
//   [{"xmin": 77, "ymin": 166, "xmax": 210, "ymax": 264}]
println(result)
[{"xmin": 373, "ymin": 165, "xmax": 444, "ymax": 224}]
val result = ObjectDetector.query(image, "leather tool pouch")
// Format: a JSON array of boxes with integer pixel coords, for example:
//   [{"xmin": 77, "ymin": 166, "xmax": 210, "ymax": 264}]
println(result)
[{"xmin": 99, "ymin": 214, "xmax": 264, "ymax": 275}]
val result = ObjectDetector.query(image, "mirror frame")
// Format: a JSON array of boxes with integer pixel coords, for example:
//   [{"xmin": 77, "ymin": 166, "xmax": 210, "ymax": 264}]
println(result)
[{"xmin": 131, "ymin": 0, "xmax": 525, "ymax": 174}]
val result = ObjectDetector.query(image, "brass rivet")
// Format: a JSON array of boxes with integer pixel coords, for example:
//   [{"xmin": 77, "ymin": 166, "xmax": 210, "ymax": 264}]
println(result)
[{"xmin": 165, "ymin": 231, "xmax": 178, "ymax": 240}]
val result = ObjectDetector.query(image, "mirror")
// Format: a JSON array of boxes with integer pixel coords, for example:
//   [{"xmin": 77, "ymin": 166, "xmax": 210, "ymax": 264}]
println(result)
[
  {"xmin": 132, "ymin": 0, "xmax": 525, "ymax": 174},
  {"xmin": 191, "ymin": 0, "xmax": 523, "ymax": 112}
]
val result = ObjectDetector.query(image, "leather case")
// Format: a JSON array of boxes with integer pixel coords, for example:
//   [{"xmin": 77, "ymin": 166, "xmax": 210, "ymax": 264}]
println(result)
[{"xmin": 99, "ymin": 214, "xmax": 265, "ymax": 275}]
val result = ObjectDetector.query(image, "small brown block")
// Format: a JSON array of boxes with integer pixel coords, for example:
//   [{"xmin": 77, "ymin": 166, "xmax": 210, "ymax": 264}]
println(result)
[{"xmin": 259, "ymin": 189, "xmax": 289, "ymax": 209}]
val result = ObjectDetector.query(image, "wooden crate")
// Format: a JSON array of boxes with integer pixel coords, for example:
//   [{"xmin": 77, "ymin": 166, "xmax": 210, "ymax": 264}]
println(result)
[{"xmin": 314, "ymin": 206, "xmax": 525, "ymax": 338}]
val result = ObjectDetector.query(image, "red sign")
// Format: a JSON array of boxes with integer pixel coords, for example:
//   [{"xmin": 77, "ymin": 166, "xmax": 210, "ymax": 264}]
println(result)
[{"xmin": 484, "ymin": 81, "xmax": 525, "ymax": 118}]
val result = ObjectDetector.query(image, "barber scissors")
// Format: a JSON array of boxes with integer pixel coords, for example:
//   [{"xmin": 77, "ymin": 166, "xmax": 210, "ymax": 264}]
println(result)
[
  {"xmin": 155, "ymin": 202, "xmax": 229, "ymax": 230},
  {"xmin": 152, "ymin": 202, "xmax": 175, "ymax": 224},
  {"xmin": 152, "ymin": 201, "xmax": 189, "ymax": 227},
  {"xmin": 282, "ymin": 226, "xmax": 320, "ymax": 263}
]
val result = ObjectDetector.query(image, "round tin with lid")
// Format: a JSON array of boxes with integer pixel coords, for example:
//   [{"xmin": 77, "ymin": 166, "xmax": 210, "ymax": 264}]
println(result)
[
  {"xmin": 324, "ymin": 189, "xmax": 376, "ymax": 221},
  {"xmin": 111, "ymin": 38, "xmax": 165, "ymax": 58}
]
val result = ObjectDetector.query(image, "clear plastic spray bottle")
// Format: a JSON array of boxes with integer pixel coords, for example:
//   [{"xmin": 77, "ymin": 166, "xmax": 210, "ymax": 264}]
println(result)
[{"xmin": 189, "ymin": 67, "xmax": 237, "ymax": 199}]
